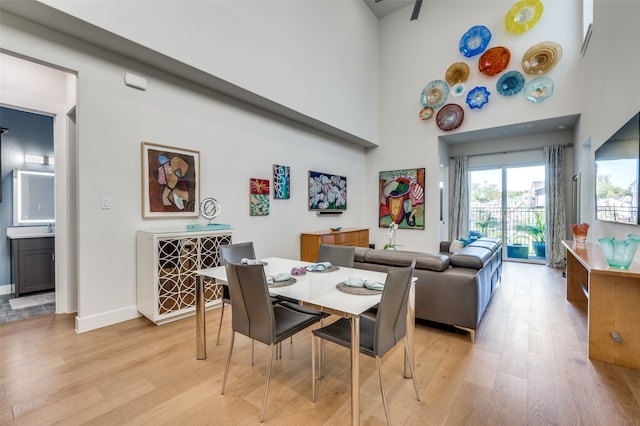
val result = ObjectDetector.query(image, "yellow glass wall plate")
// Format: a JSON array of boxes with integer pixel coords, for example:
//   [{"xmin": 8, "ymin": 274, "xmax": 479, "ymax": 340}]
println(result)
[{"xmin": 505, "ymin": 0, "xmax": 544, "ymax": 34}]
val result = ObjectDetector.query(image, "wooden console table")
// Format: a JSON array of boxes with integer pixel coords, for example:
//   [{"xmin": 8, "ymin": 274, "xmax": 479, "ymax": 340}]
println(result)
[
  {"xmin": 563, "ymin": 240, "xmax": 640, "ymax": 370},
  {"xmin": 300, "ymin": 228, "xmax": 369, "ymax": 262}
]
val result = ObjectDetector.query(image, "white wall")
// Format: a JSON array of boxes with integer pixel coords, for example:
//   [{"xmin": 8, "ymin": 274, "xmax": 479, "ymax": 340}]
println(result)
[
  {"xmin": 370, "ymin": 0, "xmax": 583, "ymax": 252},
  {"xmin": 37, "ymin": 0, "xmax": 380, "ymax": 144},
  {"xmin": 1, "ymin": 10, "xmax": 368, "ymax": 332},
  {"xmin": 575, "ymin": 0, "xmax": 640, "ymax": 243}
]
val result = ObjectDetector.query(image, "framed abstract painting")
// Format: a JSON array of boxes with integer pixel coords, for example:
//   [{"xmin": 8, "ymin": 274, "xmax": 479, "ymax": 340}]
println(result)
[
  {"xmin": 250, "ymin": 178, "xmax": 270, "ymax": 216},
  {"xmin": 141, "ymin": 142, "xmax": 200, "ymax": 218},
  {"xmin": 273, "ymin": 164, "xmax": 290, "ymax": 199},
  {"xmin": 379, "ymin": 168, "xmax": 425, "ymax": 229}
]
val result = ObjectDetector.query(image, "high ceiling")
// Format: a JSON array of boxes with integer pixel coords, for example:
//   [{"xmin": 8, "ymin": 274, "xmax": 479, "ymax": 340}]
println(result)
[
  {"xmin": 363, "ymin": 0, "xmax": 413, "ymax": 19},
  {"xmin": 363, "ymin": 1, "xmax": 579, "ymax": 145}
]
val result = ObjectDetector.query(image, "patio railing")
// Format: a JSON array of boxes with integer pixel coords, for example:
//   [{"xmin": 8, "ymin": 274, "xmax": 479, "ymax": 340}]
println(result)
[{"xmin": 470, "ymin": 206, "xmax": 546, "ymax": 256}]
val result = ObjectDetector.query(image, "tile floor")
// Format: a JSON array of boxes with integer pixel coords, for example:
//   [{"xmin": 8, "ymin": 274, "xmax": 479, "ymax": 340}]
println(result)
[{"xmin": 0, "ymin": 291, "xmax": 56, "ymax": 324}]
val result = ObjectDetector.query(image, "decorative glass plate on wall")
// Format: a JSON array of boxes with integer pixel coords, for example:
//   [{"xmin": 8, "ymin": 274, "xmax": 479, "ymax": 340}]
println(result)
[
  {"xmin": 420, "ymin": 80, "xmax": 449, "ymax": 109},
  {"xmin": 478, "ymin": 46, "xmax": 511, "ymax": 77},
  {"xmin": 505, "ymin": 0, "xmax": 544, "ymax": 34},
  {"xmin": 521, "ymin": 41, "xmax": 563, "ymax": 75},
  {"xmin": 451, "ymin": 83, "xmax": 466, "ymax": 97},
  {"xmin": 419, "ymin": 107, "xmax": 434, "ymax": 120},
  {"xmin": 523, "ymin": 76, "xmax": 554, "ymax": 103},
  {"xmin": 459, "ymin": 25, "xmax": 492, "ymax": 58},
  {"xmin": 436, "ymin": 104, "xmax": 464, "ymax": 131},
  {"xmin": 496, "ymin": 71, "xmax": 525, "ymax": 96},
  {"xmin": 466, "ymin": 86, "xmax": 491, "ymax": 109},
  {"xmin": 445, "ymin": 62, "xmax": 471, "ymax": 85}
]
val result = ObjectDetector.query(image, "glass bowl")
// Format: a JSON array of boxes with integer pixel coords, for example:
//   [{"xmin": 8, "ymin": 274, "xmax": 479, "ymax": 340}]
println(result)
[{"xmin": 598, "ymin": 236, "xmax": 640, "ymax": 269}]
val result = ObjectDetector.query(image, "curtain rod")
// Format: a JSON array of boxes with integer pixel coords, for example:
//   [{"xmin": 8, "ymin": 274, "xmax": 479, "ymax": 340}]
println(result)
[{"xmin": 449, "ymin": 143, "xmax": 573, "ymax": 159}]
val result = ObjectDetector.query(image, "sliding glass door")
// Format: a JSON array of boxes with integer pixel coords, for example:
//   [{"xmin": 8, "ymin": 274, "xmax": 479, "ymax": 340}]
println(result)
[{"xmin": 470, "ymin": 165, "xmax": 546, "ymax": 262}]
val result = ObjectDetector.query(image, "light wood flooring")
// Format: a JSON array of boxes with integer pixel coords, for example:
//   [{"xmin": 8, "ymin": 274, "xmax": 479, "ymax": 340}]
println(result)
[{"xmin": 1, "ymin": 262, "xmax": 639, "ymax": 425}]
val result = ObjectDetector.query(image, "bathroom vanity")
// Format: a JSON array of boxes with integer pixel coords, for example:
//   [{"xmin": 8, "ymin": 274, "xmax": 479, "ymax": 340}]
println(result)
[{"xmin": 7, "ymin": 227, "xmax": 55, "ymax": 297}]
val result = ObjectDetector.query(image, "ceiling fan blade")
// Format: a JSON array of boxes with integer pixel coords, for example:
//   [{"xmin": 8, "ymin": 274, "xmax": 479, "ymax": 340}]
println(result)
[{"xmin": 410, "ymin": 0, "xmax": 423, "ymax": 21}]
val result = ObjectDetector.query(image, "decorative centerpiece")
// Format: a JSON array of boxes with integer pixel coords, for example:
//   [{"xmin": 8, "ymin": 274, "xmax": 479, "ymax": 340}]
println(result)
[
  {"xmin": 570, "ymin": 223, "xmax": 590, "ymax": 246},
  {"xmin": 598, "ymin": 234, "xmax": 640, "ymax": 269},
  {"xmin": 384, "ymin": 223, "xmax": 401, "ymax": 250}
]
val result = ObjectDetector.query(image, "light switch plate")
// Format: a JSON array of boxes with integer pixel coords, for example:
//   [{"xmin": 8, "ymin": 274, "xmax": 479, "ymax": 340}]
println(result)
[{"xmin": 101, "ymin": 197, "xmax": 111, "ymax": 209}]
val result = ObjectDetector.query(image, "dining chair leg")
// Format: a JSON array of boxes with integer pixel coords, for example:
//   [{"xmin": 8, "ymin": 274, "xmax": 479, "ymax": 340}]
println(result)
[
  {"xmin": 260, "ymin": 344, "xmax": 276, "ymax": 423},
  {"xmin": 376, "ymin": 356, "xmax": 392, "ymax": 426},
  {"xmin": 216, "ymin": 302, "xmax": 226, "ymax": 346},
  {"xmin": 221, "ymin": 331, "xmax": 235, "ymax": 395},
  {"xmin": 251, "ymin": 339, "xmax": 255, "ymax": 366},
  {"xmin": 311, "ymin": 334, "xmax": 317, "ymax": 403},
  {"xmin": 319, "ymin": 318, "xmax": 325, "ymax": 379},
  {"xmin": 320, "ymin": 340, "xmax": 325, "ymax": 378},
  {"xmin": 405, "ymin": 338, "xmax": 421, "ymax": 401}
]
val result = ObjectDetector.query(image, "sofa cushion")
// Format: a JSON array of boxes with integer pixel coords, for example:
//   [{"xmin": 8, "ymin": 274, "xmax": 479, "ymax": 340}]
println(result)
[
  {"xmin": 449, "ymin": 246, "xmax": 492, "ymax": 269},
  {"xmin": 361, "ymin": 249, "xmax": 450, "ymax": 272},
  {"xmin": 469, "ymin": 238, "xmax": 500, "ymax": 253},
  {"xmin": 354, "ymin": 247, "xmax": 370, "ymax": 263}
]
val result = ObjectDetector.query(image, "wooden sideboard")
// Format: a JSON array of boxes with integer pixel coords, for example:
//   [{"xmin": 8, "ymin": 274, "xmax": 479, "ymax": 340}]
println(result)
[
  {"xmin": 563, "ymin": 240, "xmax": 640, "ymax": 370},
  {"xmin": 300, "ymin": 228, "xmax": 369, "ymax": 262}
]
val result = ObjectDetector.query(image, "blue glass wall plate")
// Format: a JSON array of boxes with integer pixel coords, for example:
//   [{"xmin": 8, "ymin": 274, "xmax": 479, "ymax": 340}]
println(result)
[
  {"xmin": 459, "ymin": 25, "xmax": 492, "ymax": 58},
  {"xmin": 466, "ymin": 86, "xmax": 491, "ymax": 109},
  {"xmin": 420, "ymin": 80, "xmax": 449, "ymax": 109},
  {"xmin": 523, "ymin": 76, "xmax": 554, "ymax": 103},
  {"xmin": 496, "ymin": 71, "xmax": 525, "ymax": 96}
]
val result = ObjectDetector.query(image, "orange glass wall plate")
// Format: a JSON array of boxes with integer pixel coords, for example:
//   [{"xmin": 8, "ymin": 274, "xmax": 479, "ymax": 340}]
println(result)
[{"xmin": 478, "ymin": 46, "xmax": 511, "ymax": 77}]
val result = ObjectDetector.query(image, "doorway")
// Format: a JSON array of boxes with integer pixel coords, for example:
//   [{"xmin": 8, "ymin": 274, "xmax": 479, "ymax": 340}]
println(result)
[
  {"xmin": 0, "ymin": 52, "xmax": 78, "ymax": 319},
  {"xmin": 470, "ymin": 165, "xmax": 546, "ymax": 263}
]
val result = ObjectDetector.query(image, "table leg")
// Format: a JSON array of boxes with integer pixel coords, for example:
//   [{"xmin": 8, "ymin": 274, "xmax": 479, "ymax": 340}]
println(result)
[
  {"xmin": 404, "ymin": 281, "xmax": 415, "ymax": 378},
  {"xmin": 196, "ymin": 275, "xmax": 206, "ymax": 360},
  {"xmin": 351, "ymin": 315, "xmax": 360, "ymax": 425}
]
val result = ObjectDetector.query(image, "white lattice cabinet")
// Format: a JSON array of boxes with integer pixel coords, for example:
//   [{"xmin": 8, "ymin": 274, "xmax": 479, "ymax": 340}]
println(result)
[{"xmin": 136, "ymin": 229, "xmax": 232, "ymax": 324}]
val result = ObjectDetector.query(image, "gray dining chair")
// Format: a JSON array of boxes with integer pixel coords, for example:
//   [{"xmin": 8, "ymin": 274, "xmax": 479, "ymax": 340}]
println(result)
[
  {"xmin": 221, "ymin": 261, "xmax": 322, "ymax": 423},
  {"xmin": 317, "ymin": 243, "xmax": 355, "ymax": 267},
  {"xmin": 217, "ymin": 242, "xmax": 257, "ymax": 346},
  {"xmin": 311, "ymin": 260, "xmax": 420, "ymax": 425}
]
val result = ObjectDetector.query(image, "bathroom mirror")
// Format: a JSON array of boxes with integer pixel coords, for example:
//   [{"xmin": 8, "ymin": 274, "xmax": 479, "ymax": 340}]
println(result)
[{"xmin": 12, "ymin": 169, "xmax": 55, "ymax": 226}]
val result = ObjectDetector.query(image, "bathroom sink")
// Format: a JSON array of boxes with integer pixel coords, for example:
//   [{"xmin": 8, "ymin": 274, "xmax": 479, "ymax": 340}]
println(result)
[{"xmin": 6, "ymin": 226, "xmax": 55, "ymax": 239}]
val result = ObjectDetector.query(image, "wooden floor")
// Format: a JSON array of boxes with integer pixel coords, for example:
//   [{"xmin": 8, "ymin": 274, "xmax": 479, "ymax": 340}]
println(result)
[{"xmin": 1, "ymin": 262, "xmax": 639, "ymax": 425}]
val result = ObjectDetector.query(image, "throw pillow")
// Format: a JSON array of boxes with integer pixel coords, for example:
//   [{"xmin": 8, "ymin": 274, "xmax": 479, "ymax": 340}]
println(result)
[
  {"xmin": 460, "ymin": 237, "xmax": 472, "ymax": 246},
  {"xmin": 449, "ymin": 239, "xmax": 465, "ymax": 253}
]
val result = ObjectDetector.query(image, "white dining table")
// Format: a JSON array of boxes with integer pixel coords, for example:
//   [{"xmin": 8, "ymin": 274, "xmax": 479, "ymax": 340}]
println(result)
[{"xmin": 194, "ymin": 257, "xmax": 415, "ymax": 425}]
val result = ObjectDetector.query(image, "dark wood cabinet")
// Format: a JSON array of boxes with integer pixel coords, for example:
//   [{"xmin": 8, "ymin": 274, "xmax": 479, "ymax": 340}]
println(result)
[{"xmin": 11, "ymin": 237, "xmax": 55, "ymax": 297}]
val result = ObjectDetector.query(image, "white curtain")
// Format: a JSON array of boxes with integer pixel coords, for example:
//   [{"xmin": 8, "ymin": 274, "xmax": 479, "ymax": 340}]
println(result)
[
  {"xmin": 450, "ymin": 156, "xmax": 469, "ymax": 240},
  {"xmin": 544, "ymin": 145, "xmax": 567, "ymax": 268}
]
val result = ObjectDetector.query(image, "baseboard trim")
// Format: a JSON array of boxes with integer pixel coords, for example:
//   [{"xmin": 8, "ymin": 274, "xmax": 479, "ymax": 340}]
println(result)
[
  {"xmin": 0, "ymin": 284, "xmax": 13, "ymax": 296},
  {"xmin": 75, "ymin": 305, "xmax": 141, "ymax": 333}
]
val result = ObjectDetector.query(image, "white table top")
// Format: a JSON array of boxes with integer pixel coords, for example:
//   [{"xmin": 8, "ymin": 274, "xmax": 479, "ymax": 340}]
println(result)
[{"xmin": 196, "ymin": 257, "xmax": 388, "ymax": 317}]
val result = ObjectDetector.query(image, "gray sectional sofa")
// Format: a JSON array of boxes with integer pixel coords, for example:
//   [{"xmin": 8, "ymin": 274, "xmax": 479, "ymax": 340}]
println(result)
[{"xmin": 352, "ymin": 238, "xmax": 502, "ymax": 342}]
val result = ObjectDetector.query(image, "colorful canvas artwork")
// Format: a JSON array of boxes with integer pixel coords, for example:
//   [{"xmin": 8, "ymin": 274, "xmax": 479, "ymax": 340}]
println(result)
[
  {"xmin": 273, "ymin": 164, "xmax": 290, "ymax": 199},
  {"xmin": 250, "ymin": 178, "xmax": 270, "ymax": 216},
  {"xmin": 308, "ymin": 171, "xmax": 347, "ymax": 211},
  {"xmin": 379, "ymin": 168, "xmax": 425, "ymax": 229},
  {"xmin": 141, "ymin": 142, "xmax": 199, "ymax": 218}
]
